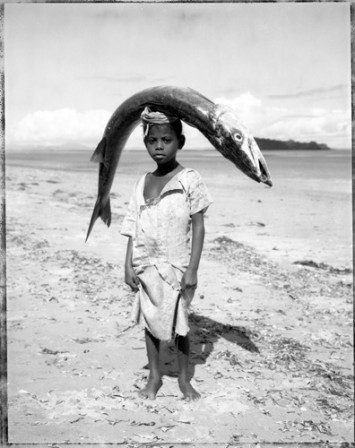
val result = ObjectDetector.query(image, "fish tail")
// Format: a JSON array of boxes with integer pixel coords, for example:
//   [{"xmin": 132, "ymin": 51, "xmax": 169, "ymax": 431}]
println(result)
[
  {"xmin": 100, "ymin": 197, "xmax": 112, "ymax": 226},
  {"xmin": 85, "ymin": 196, "xmax": 111, "ymax": 242},
  {"xmin": 90, "ymin": 137, "xmax": 106, "ymax": 163}
]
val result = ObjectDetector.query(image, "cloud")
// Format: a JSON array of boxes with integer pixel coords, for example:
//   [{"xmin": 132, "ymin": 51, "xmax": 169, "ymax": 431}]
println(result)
[
  {"xmin": 6, "ymin": 107, "xmax": 204, "ymax": 150},
  {"xmin": 214, "ymin": 93, "xmax": 351, "ymax": 148},
  {"xmin": 7, "ymin": 108, "xmax": 111, "ymax": 147},
  {"xmin": 262, "ymin": 108, "xmax": 351, "ymax": 144},
  {"xmin": 268, "ymin": 84, "xmax": 348, "ymax": 100},
  {"xmin": 214, "ymin": 92, "xmax": 287, "ymax": 133},
  {"xmin": 7, "ymin": 93, "xmax": 351, "ymax": 149}
]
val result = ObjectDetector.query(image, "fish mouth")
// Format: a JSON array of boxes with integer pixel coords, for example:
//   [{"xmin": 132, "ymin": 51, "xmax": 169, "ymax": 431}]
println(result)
[
  {"xmin": 247, "ymin": 138, "xmax": 272, "ymax": 186},
  {"xmin": 220, "ymin": 136, "xmax": 273, "ymax": 187},
  {"xmin": 258, "ymin": 159, "xmax": 273, "ymax": 186}
]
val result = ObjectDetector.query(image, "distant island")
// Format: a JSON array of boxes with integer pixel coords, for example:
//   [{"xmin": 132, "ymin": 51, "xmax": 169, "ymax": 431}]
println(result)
[{"xmin": 255, "ymin": 138, "xmax": 331, "ymax": 151}]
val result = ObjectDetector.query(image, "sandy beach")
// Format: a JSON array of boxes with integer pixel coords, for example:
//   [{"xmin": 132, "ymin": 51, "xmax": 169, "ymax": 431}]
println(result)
[{"xmin": 5, "ymin": 148, "xmax": 353, "ymax": 446}]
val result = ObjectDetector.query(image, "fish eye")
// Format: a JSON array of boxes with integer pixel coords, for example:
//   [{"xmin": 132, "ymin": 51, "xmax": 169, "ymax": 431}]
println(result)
[{"xmin": 234, "ymin": 132, "xmax": 243, "ymax": 142}]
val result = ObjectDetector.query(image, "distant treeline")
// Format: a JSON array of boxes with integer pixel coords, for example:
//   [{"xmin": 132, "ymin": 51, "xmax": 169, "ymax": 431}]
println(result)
[{"xmin": 255, "ymin": 138, "xmax": 330, "ymax": 151}]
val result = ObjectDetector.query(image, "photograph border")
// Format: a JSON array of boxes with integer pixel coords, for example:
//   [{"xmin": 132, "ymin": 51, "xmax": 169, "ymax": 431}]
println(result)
[{"xmin": 0, "ymin": 2, "xmax": 353, "ymax": 447}]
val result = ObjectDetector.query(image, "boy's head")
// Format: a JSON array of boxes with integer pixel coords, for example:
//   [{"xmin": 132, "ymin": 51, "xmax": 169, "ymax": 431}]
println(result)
[{"xmin": 141, "ymin": 107, "xmax": 185, "ymax": 149}]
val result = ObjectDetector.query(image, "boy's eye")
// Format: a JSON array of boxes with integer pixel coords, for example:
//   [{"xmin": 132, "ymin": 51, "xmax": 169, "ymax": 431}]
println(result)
[{"xmin": 163, "ymin": 138, "xmax": 171, "ymax": 143}]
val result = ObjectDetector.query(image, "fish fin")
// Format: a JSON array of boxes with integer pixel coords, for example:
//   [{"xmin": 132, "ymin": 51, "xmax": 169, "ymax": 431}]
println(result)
[
  {"xmin": 90, "ymin": 137, "xmax": 106, "ymax": 163},
  {"xmin": 85, "ymin": 196, "xmax": 111, "ymax": 242}
]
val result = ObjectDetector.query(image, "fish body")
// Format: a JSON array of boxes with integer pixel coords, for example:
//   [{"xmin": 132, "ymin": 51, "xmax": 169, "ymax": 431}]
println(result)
[{"xmin": 86, "ymin": 86, "xmax": 272, "ymax": 241}]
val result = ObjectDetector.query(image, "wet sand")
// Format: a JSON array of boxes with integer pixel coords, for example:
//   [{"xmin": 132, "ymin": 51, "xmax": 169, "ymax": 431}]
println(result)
[{"xmin": 5, "ymin": 148, "xmax": 353, "ymax": 445}]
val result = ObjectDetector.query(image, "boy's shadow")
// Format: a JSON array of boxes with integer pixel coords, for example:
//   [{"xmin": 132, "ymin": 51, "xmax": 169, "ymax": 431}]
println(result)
[{"xmin": 151, "ymin": 312, "xmax": 260, "ymax": 379}]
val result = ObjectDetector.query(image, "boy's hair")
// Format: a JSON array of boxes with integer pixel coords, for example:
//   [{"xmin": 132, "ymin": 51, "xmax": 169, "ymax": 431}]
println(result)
[
  {"xmin": 141, "ymin": 107, "xmax": 185, "ymax": 148},
  {"xmin": 142, "ymin": 119, "xmax": 183, "ymax": 138}
]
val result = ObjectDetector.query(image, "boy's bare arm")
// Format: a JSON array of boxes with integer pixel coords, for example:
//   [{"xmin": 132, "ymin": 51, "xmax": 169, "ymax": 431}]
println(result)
[
  {"xmin": 181, "ymin": 211, "xmax": 205, "ymax": 290},
  {"xmin": 124, "ymin": 237, "xmax": 140, "ymax": 292}
]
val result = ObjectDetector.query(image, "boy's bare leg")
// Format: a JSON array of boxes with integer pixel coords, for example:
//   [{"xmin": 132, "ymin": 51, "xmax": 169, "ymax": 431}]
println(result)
[
  {"xmin": 176, "ymin": 334, "xmax": 201, "ymax": 401},
  {"xmin": 139, "ymin": 329, "xmax": 162, "ymax": 400}
]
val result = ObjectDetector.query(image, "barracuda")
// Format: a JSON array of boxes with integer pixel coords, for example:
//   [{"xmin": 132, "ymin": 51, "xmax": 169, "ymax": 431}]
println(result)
[{"xmin": 86, "ymin": 86, "xmax": 272, "ymax": 241}]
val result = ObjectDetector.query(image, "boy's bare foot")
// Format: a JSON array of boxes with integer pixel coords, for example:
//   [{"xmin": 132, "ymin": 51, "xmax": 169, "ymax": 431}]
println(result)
[
  {"xmin": 178, "ymin": 378, "xmax": 201, "ymax": 401},
  {"xmin": 138, "ymin": 375, "xmax": 162, "ymax": 400}
]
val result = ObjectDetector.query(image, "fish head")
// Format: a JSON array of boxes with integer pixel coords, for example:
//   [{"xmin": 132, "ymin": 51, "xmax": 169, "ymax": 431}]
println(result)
[{"xmin": 212, "ymin": 104, "xmax": 272, "ymax": 186}]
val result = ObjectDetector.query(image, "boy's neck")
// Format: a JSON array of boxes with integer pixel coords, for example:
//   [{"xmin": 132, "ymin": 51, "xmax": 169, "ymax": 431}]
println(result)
[{"xmin": 153, "ymin": 159, "xmax": 180, "ymax": 177}]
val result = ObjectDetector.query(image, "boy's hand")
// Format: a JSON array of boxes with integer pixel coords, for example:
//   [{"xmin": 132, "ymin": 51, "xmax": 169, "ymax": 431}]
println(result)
[
  {"xmin": 181, "ymin": 267, "xmax": 198, "ymax": 291},
  {"xmin": 125, "ymin": 266, "xmax": 140, "ymax": 292}
]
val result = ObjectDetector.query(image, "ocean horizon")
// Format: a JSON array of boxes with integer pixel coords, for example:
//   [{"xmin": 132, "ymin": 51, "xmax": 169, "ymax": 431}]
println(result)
[{"xmin": 4, "ymin": 147, "xmax": 352, "ymax": 189}]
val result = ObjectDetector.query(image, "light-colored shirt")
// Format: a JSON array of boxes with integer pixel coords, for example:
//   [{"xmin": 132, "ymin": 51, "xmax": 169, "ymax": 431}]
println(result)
[{"xmin": 121, "ymin": 167, "xmax": 212, "ymax": 273}]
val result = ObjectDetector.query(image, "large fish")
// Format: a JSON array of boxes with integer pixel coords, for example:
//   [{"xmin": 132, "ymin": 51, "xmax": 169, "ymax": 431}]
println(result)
[{"xmin": 86, "ymin": 85, "xmax": 272, "ymax": 241}]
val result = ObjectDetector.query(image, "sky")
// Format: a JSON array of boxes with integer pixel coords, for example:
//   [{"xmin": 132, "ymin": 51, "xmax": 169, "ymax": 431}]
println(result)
[{"xmin": 4, "ymin": 2, "xmax": 351, "ymax": 150}]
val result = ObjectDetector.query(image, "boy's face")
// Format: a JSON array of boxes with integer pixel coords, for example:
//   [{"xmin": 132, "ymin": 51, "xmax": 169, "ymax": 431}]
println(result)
[{"xmin": 144, "ymin": 124, "xmax": 181, "ymax": 165}]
